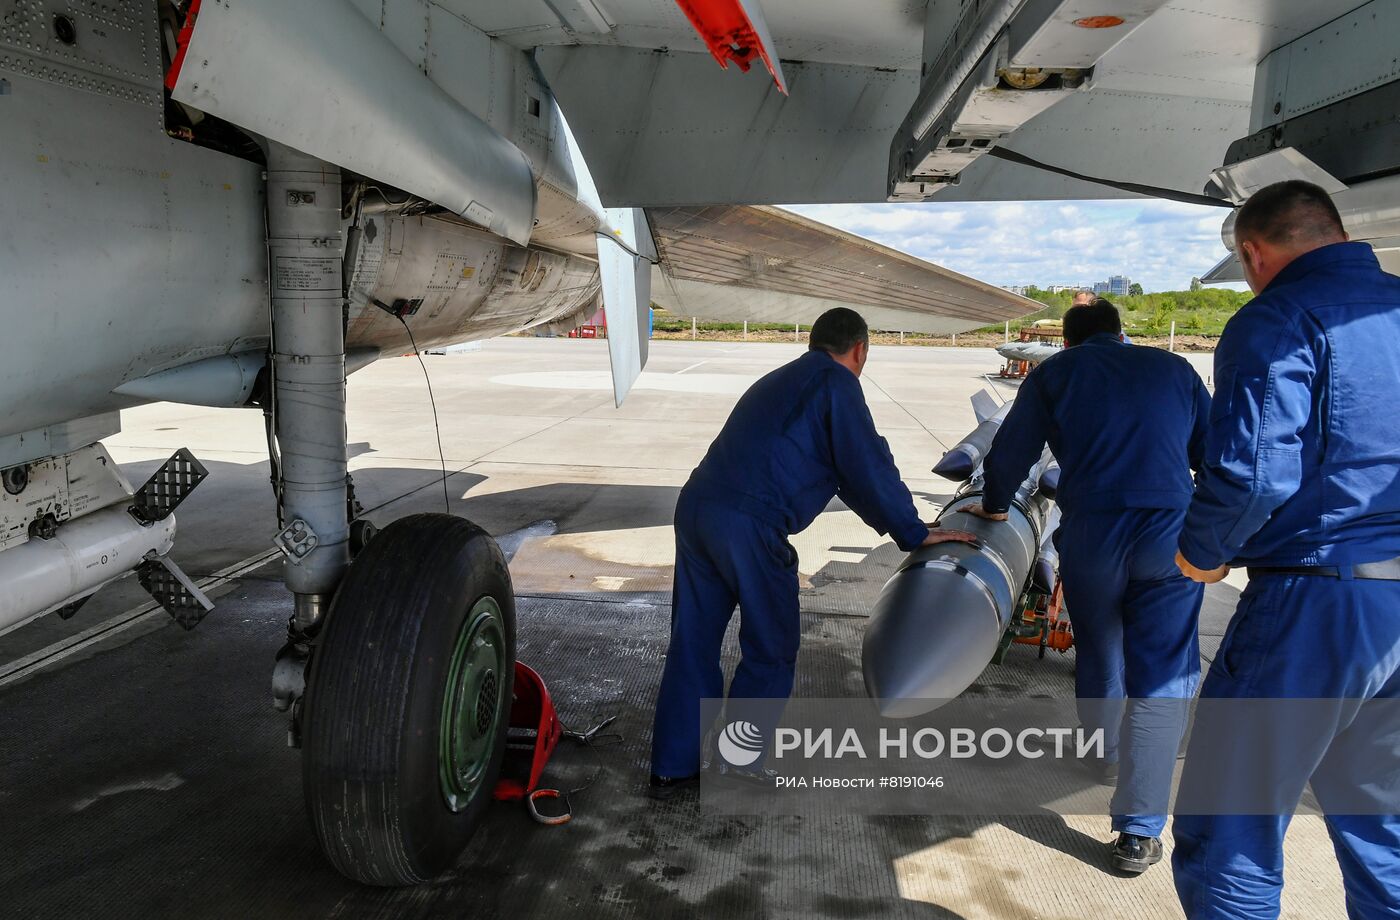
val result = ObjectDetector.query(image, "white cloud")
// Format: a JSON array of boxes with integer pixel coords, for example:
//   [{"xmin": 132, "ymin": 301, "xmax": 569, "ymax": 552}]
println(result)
[{"xmin": 783, "ymin": 200, "xmax": 1242, "ymax": 293}]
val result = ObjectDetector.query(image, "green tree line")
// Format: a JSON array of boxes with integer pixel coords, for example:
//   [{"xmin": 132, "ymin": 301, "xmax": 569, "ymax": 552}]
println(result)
[{"xmin": 984, "ymin": 287, "xmax": 1254, "ymax": 337}]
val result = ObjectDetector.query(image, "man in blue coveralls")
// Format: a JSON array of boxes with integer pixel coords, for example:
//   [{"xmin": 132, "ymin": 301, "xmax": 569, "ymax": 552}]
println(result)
[
  {"xmin": 1173, "ymin": 180, "xmax": 1400, "ymax": 919},
  {"xmin": 648, "ymin": 307, "xmax": 974, "ymax": 798},
  {"xmin": 968, "ymin": 297, "xmax": 1211, "ymax": 873}
]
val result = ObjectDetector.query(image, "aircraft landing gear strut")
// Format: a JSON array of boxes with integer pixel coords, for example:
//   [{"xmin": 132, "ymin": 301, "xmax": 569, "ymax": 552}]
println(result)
[
  {"xmin": 263, "ymin": 142, "xmax": 515, "ymax": 886},
  {"xmin": 265, "ymin": 140, "xmax": 352, "ymax": 624}
]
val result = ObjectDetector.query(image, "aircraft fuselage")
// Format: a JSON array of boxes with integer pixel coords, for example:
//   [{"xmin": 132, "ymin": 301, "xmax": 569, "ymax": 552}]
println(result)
[{"xmin": 0, "ymin": 1, "xmax": 604, "ymax": 448}]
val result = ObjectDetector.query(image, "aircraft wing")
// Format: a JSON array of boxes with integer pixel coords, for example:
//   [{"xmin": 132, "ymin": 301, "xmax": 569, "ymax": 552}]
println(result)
[{"xmin": 646, "ymin": 205, "xmax": 1036, "ymax": 334}]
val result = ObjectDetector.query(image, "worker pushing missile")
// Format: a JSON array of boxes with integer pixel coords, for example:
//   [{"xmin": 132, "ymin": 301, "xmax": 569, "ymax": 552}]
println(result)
[
  {"xmin": 648, "ymin": 307, "xmax": 975, "ymax": 798},
  {"xmin": 965, "ymin": 297, "xmax": 1212, "ymax": 874}
]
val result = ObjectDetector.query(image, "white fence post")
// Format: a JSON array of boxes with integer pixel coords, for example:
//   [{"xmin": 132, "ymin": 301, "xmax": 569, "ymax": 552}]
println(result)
[
  {"xmin": 692, "ymin": 316, "xmax": 697, "ymax": 340},
  {"xmin": 1169, "ymin": 320, "xmax": 1176, "ymax": 352},
  {"xmin": 1005, "ymin": 321, "xmax": 1010, "ymax": 342},
  {"xmin": 743, "ymin": 320, "xmax": 748, "ymax": 340},
  {"xmin": 794, "ymin": 322, "xmax": 799, "ymax": 342},
  {"xmin": 899, "ymin": 330, "xmax": 905, "ymax": 345}
]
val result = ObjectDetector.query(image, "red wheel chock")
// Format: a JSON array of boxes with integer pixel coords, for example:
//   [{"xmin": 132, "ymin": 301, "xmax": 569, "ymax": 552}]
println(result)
[
  {"xmin": 494, "ymin": 661, "xmax": 620, "ymax": 825},
  {"xmin": 493, "ymin": 661, "xmax": 572, "ymax": 825},
  {"xmin": 493, "ymin": 663, "xmax": 562, "ymax": 794}
]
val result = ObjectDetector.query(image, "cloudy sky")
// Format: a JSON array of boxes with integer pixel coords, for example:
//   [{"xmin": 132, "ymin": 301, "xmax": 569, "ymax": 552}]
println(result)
[{"xmin": 785, "ymin": 200, "xmax": 1241, "ymax": 294}]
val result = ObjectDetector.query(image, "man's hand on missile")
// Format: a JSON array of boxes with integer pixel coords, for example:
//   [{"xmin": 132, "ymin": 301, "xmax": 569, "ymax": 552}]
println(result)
[
  {"xmin": 963, "ymin": 504, "xmax": 1008, "ymax": 522},
  {"xmin": 1176, "ymin": 550, "xmax": 1229, "ymax": 584},
  {"xmin": 921, "ymin": 526, "xmax": 978, "ymax": 546}
]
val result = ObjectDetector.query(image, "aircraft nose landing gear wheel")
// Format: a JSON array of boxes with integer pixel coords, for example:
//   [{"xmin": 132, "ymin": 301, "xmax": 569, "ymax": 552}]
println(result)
[
  {"xmin": 301, "ymin": 513, "xmax": 516, "ymax": 886},
  {"xmin": 440, "ymin": 596, "xmax": 508, "ymax": 813}
]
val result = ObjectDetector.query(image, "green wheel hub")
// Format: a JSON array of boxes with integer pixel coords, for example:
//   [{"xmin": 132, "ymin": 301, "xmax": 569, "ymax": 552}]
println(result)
[{"xmin": 439, "ymin": 596, "xmax": 509, "ymax": 812}]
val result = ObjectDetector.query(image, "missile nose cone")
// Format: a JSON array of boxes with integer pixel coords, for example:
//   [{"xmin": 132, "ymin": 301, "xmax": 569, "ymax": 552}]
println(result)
[
  {"xmin": 862, "ymin": 555, "xmax": 1005, "ymax": 716},
  {"xmin": 932, "ymin": 446, "xmax": 977, "ymax": 481}
]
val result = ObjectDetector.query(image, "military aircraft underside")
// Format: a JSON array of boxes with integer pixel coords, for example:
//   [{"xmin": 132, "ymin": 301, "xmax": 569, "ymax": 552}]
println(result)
[{"xmin": 3, "ymin": 0, "xmax": 1399, "ymax": 887}]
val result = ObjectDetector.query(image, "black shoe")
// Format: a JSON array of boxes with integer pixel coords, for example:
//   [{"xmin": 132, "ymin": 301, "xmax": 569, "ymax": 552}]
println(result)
[
  {"xmin": 715, "ymin": 762, "xmax": 779, "ymax": 787},
  {"xmin": 1111, "ymin": 833, "xmax": 1164, "ymax": 874},
  {"xmin": 648, "ymin": 772, "xmax": 700, "ymax": 800}
]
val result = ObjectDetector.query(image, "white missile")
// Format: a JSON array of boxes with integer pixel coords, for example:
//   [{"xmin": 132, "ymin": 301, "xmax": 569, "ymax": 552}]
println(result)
[
  {"xmin": 0, "ymin": 505, "xmax": 177, "ymax": 636},
  {"xmin": 932, "ymin": 400, "xmax": 1012, "ymax": 481},
  {"xmin": 863, "ymin": 478, "xmax": 1054, "ymax": 717},
  {"xmin": 996, "ymin": 340, "xmax": 1061, "ymax": 366}
]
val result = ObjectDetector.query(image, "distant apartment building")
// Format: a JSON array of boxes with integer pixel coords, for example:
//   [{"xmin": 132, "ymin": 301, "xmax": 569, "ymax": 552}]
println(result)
[
  {"xmin": 1091, "ymin": 275, "xmax": 1133, "ymax": 296},
  {"xmin": 1003, "ymin": 282, "xmax": 1095, "ymax": 295}
]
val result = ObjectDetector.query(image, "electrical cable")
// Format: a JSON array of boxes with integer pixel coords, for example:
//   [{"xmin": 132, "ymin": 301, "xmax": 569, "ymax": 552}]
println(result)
[
  {"xmin": 260, "ymin": 190, "xmax": 287, "ymax": 528},
  {"xmin": 982, "ymin": 373, "xmax": 1014, "ymax": 404},
  {"xmin": 985, "ymin": 146, "xmax": 1235, "ymax": 209},
  {"xmin": 863, "ymin": 372, "xmax": 950, "ymax": 452},
  {"xmin": 595, "ymin": 230, "xmax": 662, "ymax": 265},
  {"xmin": 391, "ymin": 314, "xmax": 452, "ymax": 514},
  {"xmin": 262, "ymin": 403, "xmax": 285, "ymax": 528}
]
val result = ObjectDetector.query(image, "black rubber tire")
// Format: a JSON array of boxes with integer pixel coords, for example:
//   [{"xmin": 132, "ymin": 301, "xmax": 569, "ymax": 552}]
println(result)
[{"xmin": 302, "ymin": 513, "xmax": 516, "ymax": 886}]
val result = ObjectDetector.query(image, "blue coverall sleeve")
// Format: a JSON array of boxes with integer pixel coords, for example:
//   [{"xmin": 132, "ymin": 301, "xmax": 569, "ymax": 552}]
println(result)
[
  {"xmin": 1179, "ymin": 303, "xmax": 1317, "ymax": 569},
  {"xmin": 981, "ymin": 371, "xmax": 1052, "ymax": 514},
  {"xmin": 1188, "ymin": 375, "xmax": 1212, "ymax": 473},
  {"xmin": 827, "ymin": 375, "xmax": 928, "ymax": 552}
]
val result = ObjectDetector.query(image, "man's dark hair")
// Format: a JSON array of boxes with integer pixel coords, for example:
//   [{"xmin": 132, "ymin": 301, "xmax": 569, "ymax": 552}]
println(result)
[
  {"xmin": 1063, "ymin": 298, "xmax": 1122, "ymax": 346},
  {"xmin": 809, "ymin": 307, "xmax": 869, "ymax": 355},
  {"xmin": 1234, "ymin": 180, "xmax": 1345, "ymax": 249}
]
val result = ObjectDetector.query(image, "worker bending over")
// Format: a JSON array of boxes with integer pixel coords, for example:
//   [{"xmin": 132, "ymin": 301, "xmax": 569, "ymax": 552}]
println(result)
[
  {"xmin": 1174, "ymin": 180, "xmax": 1400, "ymax": 919},
  {"xmin": 649, "ymin": 307, "xmax": 971, "ymax": 798},
  {"xmin": 969, "ymin": 298, "xmax": 1211, "ymax": 873}
]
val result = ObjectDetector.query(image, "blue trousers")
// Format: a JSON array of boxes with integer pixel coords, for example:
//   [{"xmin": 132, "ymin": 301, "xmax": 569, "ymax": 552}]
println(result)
[
  {"xmin": 651, "ymin": 488, "xmax": 801, "ymax": 777},
  {"xmin": 1056, "ymin": 508, "xmax": 1204, "ymax": 838},
  {"xmin": 1174, "ymin": 574, "xmax": 1400, "ymax": 920}
]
